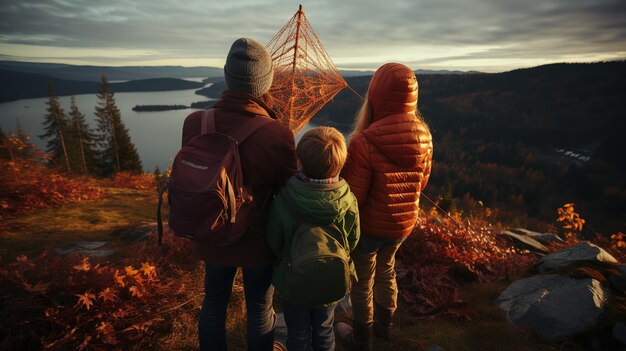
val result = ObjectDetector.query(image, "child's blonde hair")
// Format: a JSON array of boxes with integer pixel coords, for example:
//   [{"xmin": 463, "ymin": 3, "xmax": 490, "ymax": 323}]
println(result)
[{"xmin": 296, "ymin": 126, "xmax": 347, "ymax": 179}]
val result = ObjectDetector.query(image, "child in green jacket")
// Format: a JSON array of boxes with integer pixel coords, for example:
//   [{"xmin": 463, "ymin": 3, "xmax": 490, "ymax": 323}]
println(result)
[{"xmin": 266, "ymin": 126, "xmax": 360, "ymax": 351}]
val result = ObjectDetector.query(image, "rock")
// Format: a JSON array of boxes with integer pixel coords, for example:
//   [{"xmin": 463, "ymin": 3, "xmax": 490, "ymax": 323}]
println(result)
[
  {"xmin": 614, "ymin": 322, "xmax": 626, "ymax": 346},
  {"xmin": 130, "ymin": 223, "xmax": 155, "ymax": 241},
  {"xmin": 55, "ymin": 241, "xmax": 115, "ymax": 257},
  {"xmin": 497, "ymin": 230, "xmax": 549, "ymax": 253},
  {"xmin": 534, "ymin": 242, "xmax": 620, "ymax": 273},
  {"xmin": 497, "ymin": 274, "xmax": 608, "ymax": 342},
  {"xmin": 509, "ymin": 228, "xmax": 564, "ymax": 243}
]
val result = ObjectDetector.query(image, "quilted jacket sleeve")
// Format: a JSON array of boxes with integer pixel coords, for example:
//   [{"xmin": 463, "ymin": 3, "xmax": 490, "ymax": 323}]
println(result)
[{"xmin": 341, "ymin": 133, "xmax": 373, "ymax": 207}]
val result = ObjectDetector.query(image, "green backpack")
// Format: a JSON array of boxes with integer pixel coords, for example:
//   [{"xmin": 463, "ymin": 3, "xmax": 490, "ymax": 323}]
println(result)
[{"xmin": 281, "ymin": 193, "xmax": 352, "ymax": 307}]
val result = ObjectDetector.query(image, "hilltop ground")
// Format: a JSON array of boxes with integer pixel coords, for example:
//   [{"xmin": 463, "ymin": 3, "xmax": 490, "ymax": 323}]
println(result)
[{"xmin": 0, "ymin": 184, "xmax": 567, "ymax": 351}]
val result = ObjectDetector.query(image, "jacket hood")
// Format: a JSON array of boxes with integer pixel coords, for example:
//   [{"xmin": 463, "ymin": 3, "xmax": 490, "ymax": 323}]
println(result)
[
  {"xmin": 368, "ymin": 63, "xmax": 418, "ymax": 122},
  {"xmin": 280, "ymin": 176, "xmax": 355, "ymax": 224}
]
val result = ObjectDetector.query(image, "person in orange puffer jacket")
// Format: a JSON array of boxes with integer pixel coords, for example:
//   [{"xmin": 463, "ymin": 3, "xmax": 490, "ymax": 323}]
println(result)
[{"xmin": 335, "ymin": 63, "xmax": 433, "ymax": 351}]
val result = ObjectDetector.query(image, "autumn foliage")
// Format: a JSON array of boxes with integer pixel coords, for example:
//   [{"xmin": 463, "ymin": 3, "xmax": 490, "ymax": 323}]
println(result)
[
  {"xmin": 0, "ymin": 230, "xmax": 199, "ymax": 350},
  {"xmin": 556, "ymin": 203, "xmax": 586, "ymax": 240},
  {"xmin": 395, "ymin": 213, "xmax": 537, "ymax": 319},
  {"xmin": 106, "ymin": 171, "xmax": 156, "ymax": 190},
  {"xmin": 0, "ymin": 133, "xmax": 106, "ymax": 221}
]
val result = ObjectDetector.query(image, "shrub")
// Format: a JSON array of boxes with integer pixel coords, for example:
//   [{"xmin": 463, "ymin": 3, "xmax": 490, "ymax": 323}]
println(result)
[
  {"xmin": 0, "ymin": 230, "xmax": 200, "ymax": 350},
  {"xmin": 396, "ymin": 213, "xmax": 537, "ymax": 319},
  {"xmin": 0, "ymin": 138, "xmax": 106, "ymax": 222},
  {"xmin": 108, "ymin": 172, "xmax": 156, "ymax": 190}
]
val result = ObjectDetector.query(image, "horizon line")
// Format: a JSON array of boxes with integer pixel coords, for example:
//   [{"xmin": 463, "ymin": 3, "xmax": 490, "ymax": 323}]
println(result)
[{"xmin": 1, "ymin": 57, "xmax": 625, "ymax": 75}]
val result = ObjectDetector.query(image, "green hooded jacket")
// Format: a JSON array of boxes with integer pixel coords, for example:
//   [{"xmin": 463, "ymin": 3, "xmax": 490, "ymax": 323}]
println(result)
[{"xmin": 266, "ymin": 176, "xmax": 360, "ymax": 305}]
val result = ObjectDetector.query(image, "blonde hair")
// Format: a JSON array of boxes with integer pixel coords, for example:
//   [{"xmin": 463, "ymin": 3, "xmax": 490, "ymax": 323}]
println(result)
[
  {"xmin": 350, "ymin": 95, "xmax": 373, "ymax": 139},
  {"xmin": 297, "ymin": 126, "xmax": 347, "ymax": 179}
]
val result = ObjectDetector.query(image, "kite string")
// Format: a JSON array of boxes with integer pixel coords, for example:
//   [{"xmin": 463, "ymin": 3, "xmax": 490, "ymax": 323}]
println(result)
[{"xmin": 346, "ymin": 84, "xmax": 364, "ymax": 101}]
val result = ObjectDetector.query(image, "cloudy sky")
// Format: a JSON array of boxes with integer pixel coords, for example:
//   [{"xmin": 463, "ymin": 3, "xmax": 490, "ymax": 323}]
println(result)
[{"xmin": 1, "ymin": 0, "xmax": 625, "ymax": 72}]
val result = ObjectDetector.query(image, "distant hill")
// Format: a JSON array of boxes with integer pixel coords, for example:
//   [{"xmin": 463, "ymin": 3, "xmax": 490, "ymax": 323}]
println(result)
[
  {"xmin": 339, "ymin": 70, "xmax": 375, "ymax": 77},
  {"xmin": 0, "ymin": 69, "xmax": 204, "ymax": 102},
  {"xmin": 315, "ymin": 61, "xmax": 626, "ymax": 157},
  {"xmin": 0, "ymin": 60, "xmax": 223, "ymax": 81},
  {"xmin": 195, "ymin": 81, "xmax": 226, "ymax": 98},
  {"xmin": 339, "ymin": 69, "xmax": 480, "ymax": 77},
  {"xmin": 415, "ymin": 69, "xmax": 482, "ymax": 75}
]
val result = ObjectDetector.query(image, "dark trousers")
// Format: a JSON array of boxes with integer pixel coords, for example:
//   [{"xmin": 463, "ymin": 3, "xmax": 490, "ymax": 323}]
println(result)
[
  {"xmin": 282, "ymin": 300, "xmax": 337, "ymax": 351},
  {"xmin": 198, "ymin": 262, "xmax": 275, "ymax": 351}
]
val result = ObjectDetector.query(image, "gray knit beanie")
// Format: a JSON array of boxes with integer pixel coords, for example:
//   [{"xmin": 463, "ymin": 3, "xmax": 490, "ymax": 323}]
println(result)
[{"xmin": 224, "ymin": 38, "xmax": 274, "ymax": 97}]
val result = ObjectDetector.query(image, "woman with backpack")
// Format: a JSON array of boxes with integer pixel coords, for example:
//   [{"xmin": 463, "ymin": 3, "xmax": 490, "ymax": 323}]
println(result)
[
  {"xmin": 181, "ymin": 38, "xmax": 297, "ymax": 351},
  {"xmin": 336, "ymin": 63, "xmax": 433, "ymax": 351}
]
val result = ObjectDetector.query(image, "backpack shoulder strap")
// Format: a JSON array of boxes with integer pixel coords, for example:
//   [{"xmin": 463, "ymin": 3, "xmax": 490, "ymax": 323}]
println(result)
[{"xmin": 201, "ymin": 109, "xmax": 216, "ymax": 134}]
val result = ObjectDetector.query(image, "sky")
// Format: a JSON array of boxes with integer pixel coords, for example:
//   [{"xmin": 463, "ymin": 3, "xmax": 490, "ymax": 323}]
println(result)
[{"xmin": 0, "ymin": 0, "xmax": 625, "ymax": 72}]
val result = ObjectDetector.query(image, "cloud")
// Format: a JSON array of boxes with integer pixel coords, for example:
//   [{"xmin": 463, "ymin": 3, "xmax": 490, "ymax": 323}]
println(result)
[{"xmin": 0, "ymin": 0, "xmax": 624, "ymax": 71}]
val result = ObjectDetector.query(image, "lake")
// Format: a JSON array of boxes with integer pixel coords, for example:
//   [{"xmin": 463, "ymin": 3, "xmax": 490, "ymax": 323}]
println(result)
[{"xmin": 0, "ymin": 81, "xmax": 316, "ymax": 172}]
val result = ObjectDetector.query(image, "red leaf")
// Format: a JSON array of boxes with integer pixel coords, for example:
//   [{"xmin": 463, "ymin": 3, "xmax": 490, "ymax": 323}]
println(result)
[
  {"xmin": 72, "ymin": 257, "xmax": 91, "ymax": 272},
  {"xmin": 75, "ymin": 291, "xmax": 96, "ymax": 310},
  {"xmin": 98, "ymin": 287, "xmax": 118, "ymax": 303},
  {"xmin": 23, "ymin": 281, "xmax": 50, "ymax": 293}
]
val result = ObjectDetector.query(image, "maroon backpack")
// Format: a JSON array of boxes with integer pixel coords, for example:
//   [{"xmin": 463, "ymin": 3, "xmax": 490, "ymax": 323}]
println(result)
[{"xmin": 157, "ymin": 109, "xmax": 273, "ymax": 246}]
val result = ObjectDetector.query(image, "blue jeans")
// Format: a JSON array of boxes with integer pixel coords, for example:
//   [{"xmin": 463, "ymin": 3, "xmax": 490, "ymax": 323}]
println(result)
[
  {"xmin": 198, "ymin": 262, "xmax": 275, "ymax": 351},
  {"xmin": 282, "ymin": 300, "xmax": 336, "ymax": 351}
]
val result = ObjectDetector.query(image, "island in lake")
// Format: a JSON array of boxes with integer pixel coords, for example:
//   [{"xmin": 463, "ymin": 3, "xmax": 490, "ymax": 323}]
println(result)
[{"xmin": 132, "ymin": 104, "xmax": 189, "ymax": 112}]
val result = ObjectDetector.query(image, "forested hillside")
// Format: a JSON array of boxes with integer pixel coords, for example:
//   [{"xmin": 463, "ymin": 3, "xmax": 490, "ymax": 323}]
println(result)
[
  {"xmin": 0, "ymin": 69, "xmax": 204, "ymax": 102},
  {"xmin": 0, "ymin": 61, "xmax": 223, "ymax": 81},
  {"xmin": 315, "ymin": 62, "xmax": 626, "ymax": 233}
]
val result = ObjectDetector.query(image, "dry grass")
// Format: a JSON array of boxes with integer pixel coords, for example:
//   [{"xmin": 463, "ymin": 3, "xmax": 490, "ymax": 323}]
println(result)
[
  {"xmin": 0, "ymin": 187, "xmax": 156, "ymax": 259},
  {"xmin": 150, "ymin": 268, "xmax": 249, "ymax": 351},
  {"xmin": 335, "ymin": 281, "xmax": 561, "ymax": 351}
]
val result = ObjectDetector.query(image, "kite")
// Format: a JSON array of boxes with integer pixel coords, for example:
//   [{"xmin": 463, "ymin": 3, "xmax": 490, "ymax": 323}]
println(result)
[{"xmin": 266, "ymin": 5, "xmax": 348, "ymax": 133}]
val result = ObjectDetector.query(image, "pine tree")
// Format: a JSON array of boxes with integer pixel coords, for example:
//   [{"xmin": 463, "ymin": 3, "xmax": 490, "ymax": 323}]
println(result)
[
  {"xmin": 94, "ymin": 75, "xmax": 143, "ymax": 175},
  {"xmin": 40, "ymin": 85, "xmax": 72, "ymax": 172},
  {"xmin": 68, "ymin": 96, "xmax": 98, "ymax": 175}
]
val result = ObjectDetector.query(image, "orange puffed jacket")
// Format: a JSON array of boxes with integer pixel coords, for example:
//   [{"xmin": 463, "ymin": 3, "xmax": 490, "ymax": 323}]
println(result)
[{"xmin": 340, "ymin": 63, "xmax": 433, "ymax": 240}]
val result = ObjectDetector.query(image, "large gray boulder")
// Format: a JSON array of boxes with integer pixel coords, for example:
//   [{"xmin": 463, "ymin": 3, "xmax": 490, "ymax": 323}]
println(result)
[
  {"xmin": 497, "ymin": 230, "xmax": 549, "ymax": 253},
  {"xmin": 534, "ymin": 241, "xmax": 619, "ymax": 273},
  {"xmin": 55, "ymin": 241, "xmax": 115, "ymax": 257},
  {"xmin": 497, "ymin": 274, "xmax": 608, "ymax": 342},
  {"xmin": 509, "ymin": 228, "xmax": 563, "ymax": 243}
]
